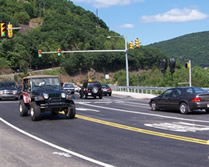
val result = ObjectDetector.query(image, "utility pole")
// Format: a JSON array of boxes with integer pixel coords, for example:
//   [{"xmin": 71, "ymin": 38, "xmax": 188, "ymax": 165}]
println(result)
[{"xmin": 189, "ymin": 60, "xmax": 192, "ymax": 87}]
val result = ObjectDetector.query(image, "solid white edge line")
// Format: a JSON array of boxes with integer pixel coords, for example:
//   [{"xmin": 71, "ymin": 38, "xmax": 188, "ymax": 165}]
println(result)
[
  {"xmin": 78, "ymin": 102, "xmax": 209, "ymax": 124},
  {"xmin": 0, "ymin": 117, "xmax": 114, "ymax": 167}
]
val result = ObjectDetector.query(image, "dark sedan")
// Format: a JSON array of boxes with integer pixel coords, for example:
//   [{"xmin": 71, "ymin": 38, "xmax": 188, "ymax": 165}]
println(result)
[
  {"xmin": 0, "ymin": 81, "xmax": 19, "ymax": 100},
  {"xmin": 102, "ymin": 84, "xmax": 112, "ymax": 96},
  {"xmin": 149, "ymin": 87, "xmax": 209, "ymax": 114}
]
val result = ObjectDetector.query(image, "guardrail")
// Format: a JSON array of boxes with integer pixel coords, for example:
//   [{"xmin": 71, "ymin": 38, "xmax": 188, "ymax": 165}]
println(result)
[{"xmin": 110, "ymin": 86, "xmax": 209, "ymax": 95}]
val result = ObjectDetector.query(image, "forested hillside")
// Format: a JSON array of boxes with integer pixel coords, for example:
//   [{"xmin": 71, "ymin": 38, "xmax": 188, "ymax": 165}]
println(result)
[
  {"xmin": 0, "ymin": 0, "xmax": 165, "ymax": 75},
  {"xmin": 148, "ymin": 31, "xmax": 209, "ymax": 67}
]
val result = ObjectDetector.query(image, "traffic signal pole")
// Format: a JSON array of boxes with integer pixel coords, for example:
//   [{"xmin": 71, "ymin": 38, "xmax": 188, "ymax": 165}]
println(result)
[
  {"xmin": 189, "ymin": 60, "xmax": 192, "ymax": 87},
  {"xmin": 124, "ymin": 36, "xmax": 129, "ymax": 87},
  {"xmin": 40, "ymin": 36, "xmax": 130, "ymax": 88}
]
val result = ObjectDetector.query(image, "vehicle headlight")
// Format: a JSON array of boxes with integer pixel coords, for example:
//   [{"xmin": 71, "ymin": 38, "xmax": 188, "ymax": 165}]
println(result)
[
  {"xmin": 61, "ymin": 92, "xmax": 66, "ymax": 98},
  {"xmin": 43, "ymin": 93, "xmax": 49, "ymax": 99},
  {"xmin": 0, "ymin": 91, "xmax": 3, "ymax": 95},
  {"xmin": 13, "ymin": 90, "xmax": 17, "ymax": 94}
]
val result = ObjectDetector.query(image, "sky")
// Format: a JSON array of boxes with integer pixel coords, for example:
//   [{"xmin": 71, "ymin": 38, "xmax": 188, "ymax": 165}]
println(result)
[{"xmin": 70, "ymin": 0, "xmax": 209, "ymax": 45}]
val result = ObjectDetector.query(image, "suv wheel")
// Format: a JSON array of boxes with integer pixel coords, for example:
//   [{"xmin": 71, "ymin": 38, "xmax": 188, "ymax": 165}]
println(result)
[
  {"xmin": 99, "ymin": 94, "xmax": 102, "ymax": 99},
  {"xmin": 79, "ymin": 92, "xmax": 83, "ymax": 98},
  {"xmin": 85, "ymin": 93, "xmax": 88, "ymax": 99},
  {"xmin": 19, "ymin": 100, "xmax": 28, "ymax": 116},
  {"xmin": 31, "ymin": 102, "xmax": 41, "ymax": 121},
  {"xmin": 65, "ymin": 102, "xmax": 76, "ymax": 119}
]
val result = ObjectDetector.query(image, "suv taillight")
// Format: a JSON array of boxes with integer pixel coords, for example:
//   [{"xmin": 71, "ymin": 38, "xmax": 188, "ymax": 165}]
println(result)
[{"xmin": 192, "ymin": 97, "xmax": 201, "ymax": 102}]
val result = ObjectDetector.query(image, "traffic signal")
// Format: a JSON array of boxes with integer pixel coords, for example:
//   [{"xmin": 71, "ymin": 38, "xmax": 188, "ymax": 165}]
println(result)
[
  {"xmin": 169, "ymin": 58, "xmax": 176, "ymax": 74},
  {"xmin": 58, "ymin": 48, "xmax": 61, "ymax": 56},
  {"xmin": 159, "ymin": 59, "xmax": 167, "ymax": 74},
  {"xmin": 38, "ymin": 50, "xmax": 42, "ymax": 58},
  {"xmin": 129, "ymin": 41, "xmax": 134, "ymax": 50},
  {"xmin": 0, "ymin": 22, "xmax": 6, "ymax": 38},
  {"xmin": 185, "ymin": 62, "xmax": 190, "ymax": 68},
  {"xmin": 135, "ymin": 38, "xmax": 139, "ymax": 48},
  {"xmin": 7, "ymin": 23, "xmax": 13, "ymax": 39}
]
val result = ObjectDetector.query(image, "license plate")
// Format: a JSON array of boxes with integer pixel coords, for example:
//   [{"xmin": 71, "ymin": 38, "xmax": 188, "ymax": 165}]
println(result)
[
  {"xmin": 207, "ymin": 104, "xmax": 209, "ymax": 108},
  {"xmin": 88, "ymin": 93, "xmax": 92, "ymax": 95}
]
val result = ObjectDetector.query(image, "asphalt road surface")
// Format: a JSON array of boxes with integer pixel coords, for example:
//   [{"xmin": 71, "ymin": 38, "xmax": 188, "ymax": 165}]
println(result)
[{"xmin": 1, "ymin": 94, "xmax": 209, "ymax": 167}]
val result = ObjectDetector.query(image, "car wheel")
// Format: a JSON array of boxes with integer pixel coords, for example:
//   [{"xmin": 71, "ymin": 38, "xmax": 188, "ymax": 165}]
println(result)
[
  {"xmin": 99, "ymin": 94, "xmax": 102, "ymax": 99},
  {"xmin": 94, "ymin": 96, "xmax": 96, "ymax": 99},
  {"xmin": 150, "ymin": 101, "xmax": 158, "ymax": 111},
  {"xmin": 105, "ymin": 94, "xmax": 107, "ymax": 96},
  {"xmin": 19, "ymin": 100, "xmax": 28, "ymax": 116},
  {"xmin": 30, "ymin": 102, "xmax": 41, "ymax": 121},
  {"xmin": 179, "ymin": 102, "xmax": 190, "ymax": 114},
  {"xmin": 109, "ymin": 93, "xmax": 112, "ymax": 96},
  {"xmin": 206, "ymin": 109, "xmax": 209, "ymax": 113},
  {"xmin": 65, "ymin": 102, "xmax": 76, "ymax": 119}
]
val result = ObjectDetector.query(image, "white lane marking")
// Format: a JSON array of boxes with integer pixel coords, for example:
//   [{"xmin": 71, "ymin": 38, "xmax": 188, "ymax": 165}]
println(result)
[
  {"xmin": 53, "ymin": 152, "xmax": 72, "ymax": 158},
  {"xmin": 144, "ymin": 122, "xmax": 209, "ymax": 132},
  {"xmin": 0, "ymin": 117, "xmax": 114, "ymax": 167},
  {"xmin": 77, "ymin": 107, "xmax": 100, "ymax": 112},
  {"xmin": 77, "ymin": 102, "xmax": 209, "ymax": 124},
  {"xmin": 0, "ymin": 101, "xmax": 19, "ymax": 104},
  {"xmin": 94, "ymin": 101, "xmax": 112, "ymax": 104},
  {"xmin": 115, "ymin": 100, "xmax": 149, "ymax": 107}
]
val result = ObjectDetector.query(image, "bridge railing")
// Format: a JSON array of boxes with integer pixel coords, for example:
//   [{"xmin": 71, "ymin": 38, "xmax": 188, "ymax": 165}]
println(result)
[{"xmin": 110, "ymin": 85, "xmax": 209, "ymax": 95}]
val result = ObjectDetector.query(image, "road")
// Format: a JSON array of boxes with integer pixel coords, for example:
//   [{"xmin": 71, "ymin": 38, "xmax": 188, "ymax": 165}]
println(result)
[{"xmin": 1, "ymin": 94, "xmax": 209, "ymax": 167}]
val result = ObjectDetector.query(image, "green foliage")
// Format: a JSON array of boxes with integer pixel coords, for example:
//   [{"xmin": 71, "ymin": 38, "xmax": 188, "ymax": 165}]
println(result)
[
  {"xmin": 113, "ymin": 66, "xmax": 209, "ymax": 87},
  {"xmin": 0, "ymin": 57, "xmax": 9, "ymax": 69},
  {"xmin": 0, "ymin": 0, "xmax": 165, "ymax": 75},
  {"xmin": 148, "ymin": 31, "xmax": 209, "ymax": 67}
]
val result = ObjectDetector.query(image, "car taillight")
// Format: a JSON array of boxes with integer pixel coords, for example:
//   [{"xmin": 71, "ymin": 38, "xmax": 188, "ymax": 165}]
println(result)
[
  {"xmin": 192, "ymin": 97, "xmax": 201, "ymax": 102},
  {"xmin": 101, "ymin": 88, "xmax": 103, "ymax": 92},
  {"xmin": 85, "ymin": 88, "xmax": 88, "ymax": 92},
  {"xmin": 107, "ymin": 88, "xmax": 112, "ymax": 91}
]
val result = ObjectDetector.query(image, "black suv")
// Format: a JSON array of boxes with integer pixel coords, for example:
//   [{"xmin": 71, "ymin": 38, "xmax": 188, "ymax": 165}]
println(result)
[
  {"xmin": 79, "ymin": 80, "xmax": 103, "ymax": 99},
  {"xmin": 19, "ymin": 75, "xmax": 76, "ymax": 121}
]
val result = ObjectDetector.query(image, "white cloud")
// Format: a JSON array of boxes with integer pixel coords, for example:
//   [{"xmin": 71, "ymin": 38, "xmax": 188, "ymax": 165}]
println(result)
[
  {"xmin": 71, "ymin": 0, "xmax": 144, "ymax": 8},
  {"xmin": 141, "ymin": 8, "xmax": 208, "ymax": 23},
  {"xmin": 120, "ymin": 24, "xmax": 135, "ymax": 28}
]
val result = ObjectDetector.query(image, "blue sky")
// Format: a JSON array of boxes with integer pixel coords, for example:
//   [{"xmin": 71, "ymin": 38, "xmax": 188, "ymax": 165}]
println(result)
[{"xmin": 70, "ymin": 0, "xmax": 209, "ymax": 45}]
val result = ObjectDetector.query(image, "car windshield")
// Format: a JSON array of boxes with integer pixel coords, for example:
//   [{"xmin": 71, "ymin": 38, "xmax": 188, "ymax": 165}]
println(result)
[
  {"xmin": 0, "ymin": 82, "xmax": 16, "ymax": 88},
  {"xmin": 31, "ymin": 77, "xmax": 61, "ymax": 91},
  {"xmin": 64, "ymin": 84, "xmax": 74, "ymax": 88}
]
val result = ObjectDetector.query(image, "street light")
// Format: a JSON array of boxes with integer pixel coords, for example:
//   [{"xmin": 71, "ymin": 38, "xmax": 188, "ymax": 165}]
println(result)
[{"xmin": 107, "ymin": 35, "xmax": 129, "ymax": 87}]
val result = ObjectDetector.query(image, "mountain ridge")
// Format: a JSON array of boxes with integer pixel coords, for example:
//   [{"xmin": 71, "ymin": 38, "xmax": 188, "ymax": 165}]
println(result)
[{"xmin": 147, "ymin": 31, "xmax": 209, "ymax": 67}]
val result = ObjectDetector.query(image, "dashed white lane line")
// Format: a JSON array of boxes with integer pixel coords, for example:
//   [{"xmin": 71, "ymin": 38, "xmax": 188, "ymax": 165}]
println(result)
[
  {"xmin": 77, "ymin": 107, "xmax": 100, "ymax": 112},
  {"xmin": 144, "ymin": 122, "xmax": 209, "ymax": 132},
  {"xmin": 0, "ymin": 117, "xmax": 114, "ymax": 167},
  {"xmin": 77, "ymin": 102, "xmax": 209, "ymax": 124}
]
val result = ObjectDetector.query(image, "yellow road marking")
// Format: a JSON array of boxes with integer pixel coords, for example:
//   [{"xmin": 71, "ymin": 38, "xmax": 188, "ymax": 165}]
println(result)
[{"xmin": 75, "ymin": 114, "xmax": 209, "ymax": 146}]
